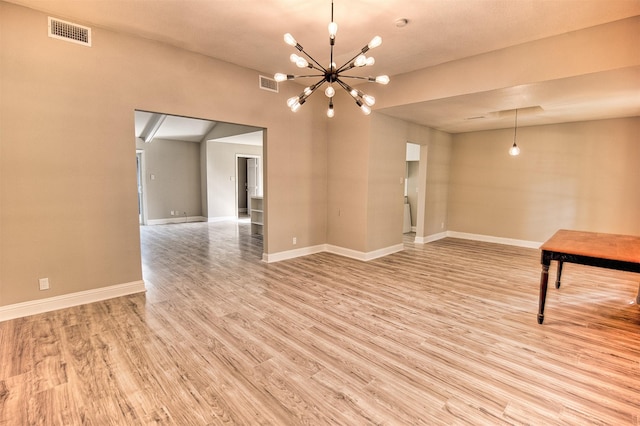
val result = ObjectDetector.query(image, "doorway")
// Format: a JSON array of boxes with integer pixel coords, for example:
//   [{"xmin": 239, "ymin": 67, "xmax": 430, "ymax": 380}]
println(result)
[
  {"xmin": 134, "ymin": 110, "xmax": 265, "ymax": 261},
  {"xmin": 405, "ymin": 143, "xmax": 421, "ymax": 233},
  {"xmin": 236, "ymin": 155, "xmax": 262, "ymax": 219}
]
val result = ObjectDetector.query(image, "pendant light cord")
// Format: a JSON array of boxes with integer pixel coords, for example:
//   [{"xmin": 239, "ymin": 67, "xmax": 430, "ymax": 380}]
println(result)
[{"xmin": 513, "ymin": 108, "xmax": 518, "ymax": 144}]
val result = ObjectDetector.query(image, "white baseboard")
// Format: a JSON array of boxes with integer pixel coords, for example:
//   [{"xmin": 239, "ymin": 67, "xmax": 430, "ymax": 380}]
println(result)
[
  {"xmin": 417, "ymin": 231, "xmax": 540, "ymax": 249},
  {"xmin": 0, "ymin": 280, "xmax": 146, "ymax": 322},
  {"xmin": 446, "ymin": 231, "xmax": 541, "ymax": 248},
  {"xmin": 414, "ymin": 232, "xmax": 447, "ymax": 244},
  {"xmin": 262, "ymin": 244, "xmax": 326, "ymax": 263},
  {"xmin": 147, "ymin": 216, "xmax": 206, "ymax": 225},
  {"xmin": 327, "ymin": 243, "xmax": 404, "ymax": 261},
  {"xmin": 263, "ymin": 243, "xmax": 404, "ymax": 263}
]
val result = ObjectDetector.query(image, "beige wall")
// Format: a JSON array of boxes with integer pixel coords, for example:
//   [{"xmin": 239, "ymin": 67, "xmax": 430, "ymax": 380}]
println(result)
[
  {"xmin": 419, "ymin": 128, "xmax": 453, "ymax": 237},
  {"xmin": 138, "ymin": 138, "xmax": 202, "ymax": 220},
  {"xmin": 0, "ymin": 2, "xmax": 326, "ymax": 306},
  {"xmin": 205, "ymin": 141, "xmax": 262, "ymax": 219},
  {"xmin": 448, "ymin": 117, "xmax": 640, "ymax": 242},
  {"xmin": 366, "ymin": 113, "xmax": 409, "ymax": 251},
  {"xmin": 327, "ymin": 108, "xmax": 453, "ymax": 253},
  {"xmin": 327, "ymin": 92, "xmax": 371, "ymax": 252},
  {"xmin": 378, "ymin": 16, "xmax": 640, "ymax": 110}
]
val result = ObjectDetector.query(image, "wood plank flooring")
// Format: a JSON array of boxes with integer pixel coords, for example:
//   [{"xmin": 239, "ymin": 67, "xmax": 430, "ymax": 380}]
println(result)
[{"xmin": 1, "ymin": 221, "xmax": 639, "ymax": 425}]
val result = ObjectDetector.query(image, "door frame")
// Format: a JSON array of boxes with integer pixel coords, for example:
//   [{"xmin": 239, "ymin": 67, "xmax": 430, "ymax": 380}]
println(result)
[{"xmin": 136, "ymin": 149, "xmax": 148, "ymax": 225}]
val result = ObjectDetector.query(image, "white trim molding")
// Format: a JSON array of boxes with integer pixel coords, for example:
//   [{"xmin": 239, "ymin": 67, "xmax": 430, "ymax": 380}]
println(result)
[
  {"xmin": 446, "ymin": 231, "xmax": 542, "ymax": 249},
  {"xmin": 263, "ymin": 244, "xmax": 326, "ymax": 263},
  {"xmin": 147, "ymin": 216, "xmax": 207, "ymax": 226},
  {"xmin": 263, "ymin": 243, "xmax": 404, "ymax": 263},
  {"xmin": 413, "ymin": 230, "xmax": 541, "ymax": 249},
  {"xmin": 414, "ymin": 232, "xmax": 447, "ymax": 244},
  {"xmin": 327, "ymin": 243, "xmax": 404, "ymax": 261},
  {"xmin": 0, "ymin": 280, "xmax": 146, "ymax": 322}
]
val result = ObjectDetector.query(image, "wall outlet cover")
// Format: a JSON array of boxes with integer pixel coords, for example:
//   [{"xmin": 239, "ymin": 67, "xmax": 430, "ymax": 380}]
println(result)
[{"xmin": 39, "ymin": 278, "xmax": 50, "ymax": 290}]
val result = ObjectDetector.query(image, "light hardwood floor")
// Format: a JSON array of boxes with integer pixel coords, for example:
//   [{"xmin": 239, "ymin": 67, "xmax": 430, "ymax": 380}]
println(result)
[{"xmin": 1, "ymin": 221, "xmax": 639, "ymax": 425}]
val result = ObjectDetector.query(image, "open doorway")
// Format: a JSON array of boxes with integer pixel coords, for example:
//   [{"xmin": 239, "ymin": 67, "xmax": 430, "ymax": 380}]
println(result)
[
  {"xmin": 236, "ymin": 155, "xmax": 262, "ymax": 220},
  {"xmin": 405, "ymin": 142, "xmax": 421, "ymax": 234},
  {"xmin": 134, "ymin": 110, "xmax": 263, "ymax": 223},
  {"xmin": 133, "ymin": 109, "xmax": 265, "ymax": 247}
]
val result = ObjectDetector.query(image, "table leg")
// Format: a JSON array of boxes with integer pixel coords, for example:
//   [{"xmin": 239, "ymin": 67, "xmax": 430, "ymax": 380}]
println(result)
[
  {"xmin": 636, "ymin": 283, "xmax": 640, "ymax": 305},
  {"xmin": 538, "ymin": 254, "xmax": 551, "ymax": 324},
  {"xmin": 555, "ymin": 260, "xmax": 564, "ymax": 289}
]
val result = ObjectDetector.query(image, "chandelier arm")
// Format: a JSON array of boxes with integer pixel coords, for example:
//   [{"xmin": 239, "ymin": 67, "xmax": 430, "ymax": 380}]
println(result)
[
  {"xmin": 338, "ymin": 75, "xmax": 369, "ymax": 80},
  {"xmin": 337, "ymin": 62, "xmax": 358, "ymax": 73},
  {"xmin": 335, "ymin": 45, "xmax": 370, "ymax": 73},
  {"xmin": 297, "ymin": 48, "xmax": 328, "ymax": 73},
  {"xmin": 298, "ymin": 78, "xmax": 327, "ymax": 101},
  {"xmin": 309, "ymin": 78, "xmax": 327, "ymax": 94},
  {"xmin": 288, "ymin": 74, "xmax": 326, "ymax": 79},
  {"xmin": 335, "ymin": 78, "xmax": 355, "ymax": 97},
  {"xmin": 302, "ymin": 63, "xmax": 327, "ymax": 73},
  {"xmin": 336, "ymin": 54, "xmax": 363, "ymax": 74}
]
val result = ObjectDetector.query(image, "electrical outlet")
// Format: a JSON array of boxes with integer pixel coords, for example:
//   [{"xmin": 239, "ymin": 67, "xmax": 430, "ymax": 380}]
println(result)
[
  {"xmin": 39, "ymin": 278, "xmax": 50, "ymax": 290},
  {"xmin": 293, "ymin": 237, "xmax": 297, "ymax": 245}
]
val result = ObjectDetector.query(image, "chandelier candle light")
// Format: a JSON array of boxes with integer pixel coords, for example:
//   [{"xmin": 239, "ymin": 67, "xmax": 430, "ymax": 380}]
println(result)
[{"xmin": 274, "ymin": 0, "xmax": 390, "ymax": 117}]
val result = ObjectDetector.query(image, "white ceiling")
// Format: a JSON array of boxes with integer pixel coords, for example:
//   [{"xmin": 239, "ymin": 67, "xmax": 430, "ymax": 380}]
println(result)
[
  {"xmin": 134, "ymin": 111, "xmax": 216, "ymax": 143},
  {"xmin": 9, "ymin": 0, "xmax": 640, "ymax": 134},
  {"xmin": 134, "ymin": 110, "xmax": 263, "ymax": 145}
]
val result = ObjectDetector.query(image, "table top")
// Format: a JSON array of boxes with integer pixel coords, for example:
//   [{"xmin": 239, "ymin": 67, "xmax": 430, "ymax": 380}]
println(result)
[{"xmin": 540, "ymin": 229, "xmax": 640, "ymax": 264}]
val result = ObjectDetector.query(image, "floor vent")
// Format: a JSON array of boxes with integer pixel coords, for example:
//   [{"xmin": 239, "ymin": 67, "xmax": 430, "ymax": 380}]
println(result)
[
  {"xmin": 48, "ymin": 17, "xmax": 92, "ymax": 47},
  {"xmin": 259, "ymin": 75, "xmax": 278, "ymax": 93}
]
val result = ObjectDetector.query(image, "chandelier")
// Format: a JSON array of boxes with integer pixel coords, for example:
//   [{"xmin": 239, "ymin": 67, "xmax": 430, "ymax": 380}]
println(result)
[{"xmin": 274, "ymin": 1, "xmax": 390, "ymax": 118}]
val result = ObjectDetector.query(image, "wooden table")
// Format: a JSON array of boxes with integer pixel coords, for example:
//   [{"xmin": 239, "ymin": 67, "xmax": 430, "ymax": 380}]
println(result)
[{"xmin": 537, "ymin": 229, "xmax": 640, "ymax": 324}]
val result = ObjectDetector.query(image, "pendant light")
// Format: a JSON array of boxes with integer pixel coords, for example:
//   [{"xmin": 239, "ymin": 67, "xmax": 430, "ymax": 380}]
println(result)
[{"xmin": 509, "ymin": 109, "xmax": 521, "ymax": 156}]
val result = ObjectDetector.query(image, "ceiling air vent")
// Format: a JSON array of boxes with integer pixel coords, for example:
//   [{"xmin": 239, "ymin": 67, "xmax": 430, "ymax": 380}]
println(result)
[
  {"xmin": 48, "ymin": 17, "xmax": 91, "ymax": 47},
  {"xmin": 259, "ymin": 75, "xmax": 278, "ymax": 93}
]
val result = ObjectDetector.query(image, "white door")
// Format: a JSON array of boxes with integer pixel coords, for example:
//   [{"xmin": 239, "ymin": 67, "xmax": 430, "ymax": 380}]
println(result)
[{"xmin": 247, "ymin": 158, "xmax": 259, "ymax": 198}]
